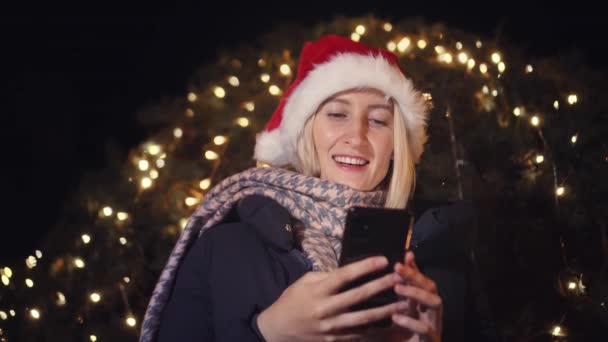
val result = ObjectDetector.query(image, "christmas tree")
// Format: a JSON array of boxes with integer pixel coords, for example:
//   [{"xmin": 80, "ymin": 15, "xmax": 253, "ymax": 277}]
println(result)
[{"xmin": 1, "ymin": 16, "xmax": 607, "ymax": 341}]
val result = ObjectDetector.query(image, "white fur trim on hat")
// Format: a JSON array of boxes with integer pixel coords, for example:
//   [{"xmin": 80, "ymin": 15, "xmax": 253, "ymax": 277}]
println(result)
[{"xmin": 254, "ymin": 53, "xmax": 428, "ymax": 166}]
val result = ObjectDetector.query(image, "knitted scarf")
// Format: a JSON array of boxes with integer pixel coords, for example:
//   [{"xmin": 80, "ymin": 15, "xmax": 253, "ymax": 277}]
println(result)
[{"xmin": 140, "ymin": 167, "xmax": 385, "ymax": 341}]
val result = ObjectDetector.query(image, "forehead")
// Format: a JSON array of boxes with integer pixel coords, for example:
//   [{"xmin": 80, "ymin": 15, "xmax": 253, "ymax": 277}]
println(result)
[{"xmin": 323, "ymin": 88, "xmax": 391, "ymax": 106}]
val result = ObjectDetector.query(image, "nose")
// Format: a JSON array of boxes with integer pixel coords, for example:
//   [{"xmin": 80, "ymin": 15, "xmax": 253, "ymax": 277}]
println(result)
[{"xmin": 343, "ymin": 116, "xmax": 367, "ymax": 146}]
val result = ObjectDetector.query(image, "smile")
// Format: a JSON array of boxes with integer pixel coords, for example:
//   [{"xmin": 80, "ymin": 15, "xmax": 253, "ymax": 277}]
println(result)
[{"xmin": 332, "ymin": 155, "xmax": 370, "ymax": 166}]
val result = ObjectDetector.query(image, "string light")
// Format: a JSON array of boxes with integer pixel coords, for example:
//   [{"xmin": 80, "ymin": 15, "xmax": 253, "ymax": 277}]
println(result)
[
  {"xmin": 156, "ymin": 159, "xmax": 165, "ymax": 169},
  {"xmin": 236, "ymin": 117, "xmax": 250, "ymax": 127},
  {"xmin": 397, "ymin": 37, "xmax": 410, "ymax": 52},
  {"xmin": 260, "ymin": 74, "xmax": 270, "ymax": 83},
  {"xmin": 554, "ymin": 100, "xmax": 559, "ymax": 110},
  {"xmin": 200, "ymin": 178, "xmax": 211, "ymax": 190},
  {"xmin": 383, "ymin": 22, "xmax": 392, "ymax": 32},
  {"xmin": 228, "ymin": 76, "xmax": 240, "ymax": 87},
  {"xmin": 138, "ymin": 160, "xmax": 150, "ymax": 171},
  {"xmin": 279, "ymin": 64, "xmax": 291, "ymax": 76},
  {"xmin": 556, "ymin": 186, "xmax": 566, "ymax": 196},
  {"xmin": 2, "ymin": 267, "xmax": 12, "ymax": 278},
  {"xmin": 350, "ymin": 33, "xmax": 360, "ymax": 42},
  {"xmin": 434, "ymin": 45, "xmax": 445, "ymax": 54},
  {"xmin": 187, "ymin": 92, "xmax": 197, "ymax": 102},
  {"xmin": 179, "ymin": 218, "xmax": 188, "ymax": 230},
  {"xmin": 355, "ymin": 24, "xmax": 366, "ymax": 35},
  {"xmin": 535, "ymin": 155, "xmax": 544, "ymax": 164},
  {"xmin": 479, "ymin": 63, "xmax": 488, "ymax": 74},
  {"xmin": 29, "ymin": 308, "xmax": 40, "ymax": 320},
  {"xmin": 26, "ymin": 255, "xmax": 37, "ymax": 269},
  {"xmin": 0, "ymin": 311, "xmax": 7, "ymax": 320},
  {"xmin": 257, "ymin": 58, "xmax": 266, "ymax": 67},
  {"xmin": 123, "ymin": 277, "xmax": 130, "ymax": 283},
  {"xmin": 117, "ymin": 212, "xmax": 129, "ymax": 221},
  {"xmin": 56, "ymin": 292, "xmax": 66, "ymax": 306},
  {"xmin": 74, "ymin": 258, "xmax": 85, "ymax": 269},
  {"xmin": 531, "ymin": 116, "xmax": 540, "ymax": 126},
  {"xmin": 387, "ymin": 41, "xmax": 396, "ymax": 52},
  {"xmin": 173, "ymin": 127, "xmax": 183, "ymax": 138},
  {"xmin": 498, "ymin": 62, "xmax": 506, "ymax": 73},
  {"xmin": 491, "ymin": 89, "xmax": 498, "ymax": 97},
  {"xmin": 9, "ymin": 310, "xmax": 14, "ymax": 317},
  {"xmin": 482, "ymin": 86, "xmax": 489, "ymax": 94},
  {"xmin": 438, "ymin": 53, "xmax": 453, "ymax": 64},
  {"xmin": 185, "ymin": 197, "xmax": 199, "ymax": 207},
  {"xmin": 213, "ymin": 136, "xmax": 227, "ymax": 145},
  {"xmin": 90, "ymin": 335, "xmax": 97, "ymax": 342},
  {"xmin": 89, "ymin": 292, "xmax": 101, "ymax": 303},
  {"xmin": 213, "ymin": 86, "xmax": 226, "ymax": 98},
  {"xmin": 147, "ymin": 144, "xmax": 161, "ymax": 156},
  {"xmin": 269, "ymin": 85, "xmax": 282, "ymax": 96},
  {"xmin": 551, "ymin": 325, "xmax": 566, "ymax": 337},
  {"xmin": 456, "ymin": 42, "xmax": 463, "ymax": 50},
  {"xmin": 568, "ymin": 94, "xmax": 578, "ymax": 105},
  {"xmin": 102, "ymin": 207, "xmax": 113, "ymax": 217},
  {"xmin": 476, "ymin": 40, "xmax": 482, "ymax": 48},
  {"xmin": 525, "ymin": 64, "xmax": 533, "ymax": 73},
  {"xmin": 150, "ymin": 169, "xmax": 159, "ymax": 179},
  {"xmin": 185, "ymin": 108, "xmax": 194, "ymax": 117},
  {"xmin": 141, "ymin": 177, "xmax": 153, "ymax": 189},
  {"xmin": 25, "ymin": 278, "xmax": 34, "ymax": 288},
  {"xmin": 417, "ymin": 39, "xmax": 427, "ymax": 49},
  {"xmin": 35, "ymin": 250, "xmax": 42, "ymax": 259},
  {"xmin": 1, "ymin": 275, "xmax": 9, "ymax": 286},
  {"xmin": 571, "ymin": 134, "xmax": 578, "ymax": 144},
  {"xmin": 125, "ymin": 315, "xmax": 137, "ymax": 327},
  {"xmin": 205, "ymin": 150, "xmax": 219, "ymax": 160},
  {"xmin": 467, "ymin": 58, "xmax": 476, "ymax": 70},
  {"xmin": 513, "ymin": 107, "xmax": 522, "ymax": 116},
  {"xmin": 568, "ymin": 281, "xmax": 577, "ymax": 290},
  {"xmin": 491, "ymin": 52, "xmax": 501, "ymax": 64},
  {"xmin": 244, "ymin": 101, "xmax": 255, "ymax": 112},
  {"xmin": 458, "ymin": 52, "xmax": 468, "ymax": 64},
  {"xmin": 119, "ymin": 237, "xmax": 127, "ymax": 245}
]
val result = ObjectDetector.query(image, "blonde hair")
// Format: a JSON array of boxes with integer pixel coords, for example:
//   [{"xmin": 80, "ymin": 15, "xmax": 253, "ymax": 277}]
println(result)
[{"xmin": 294, "ymin": 99, "xmax": 417, "ymax": 209}]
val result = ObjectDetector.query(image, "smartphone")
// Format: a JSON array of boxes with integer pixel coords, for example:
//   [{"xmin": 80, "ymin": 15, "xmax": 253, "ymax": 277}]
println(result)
[{"xmin": 338, "ymin": 206, "xmax": 412, "ymax": 328}]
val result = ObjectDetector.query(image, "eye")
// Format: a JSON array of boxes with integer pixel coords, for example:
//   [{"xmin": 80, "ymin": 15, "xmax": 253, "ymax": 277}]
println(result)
[
  {"xmin": 369, "ymin": 118, "xmax": 387, "ymax": 126},
  {"xmin": 328, "ymin": 112, "xmax": 346, "ymax": 119}
]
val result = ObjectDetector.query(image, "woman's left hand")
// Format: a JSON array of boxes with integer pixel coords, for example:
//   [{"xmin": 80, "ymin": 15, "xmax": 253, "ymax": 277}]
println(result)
[{"xmin": 365, "ymin": 251, "xmax": 443, "ymax": 341}]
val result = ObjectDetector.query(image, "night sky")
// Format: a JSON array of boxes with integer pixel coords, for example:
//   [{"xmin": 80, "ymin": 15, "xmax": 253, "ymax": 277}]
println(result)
[{"xmin": 1, "ymin": 4, "xmax": 605, "ymax": 261}]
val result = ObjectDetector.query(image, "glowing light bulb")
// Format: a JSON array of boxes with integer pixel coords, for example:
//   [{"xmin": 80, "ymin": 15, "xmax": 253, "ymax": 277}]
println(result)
[
  {"xmin": 554, "ymin": 100, "xmax": 559, "ymax": 110},
  {"xmin": 260, "ymin": 74, "xmax": 270, "ymax": 83},
  {"xmin": 480, "ymin": 63, "xmax": 488, "ymax": 74},
  {"xmin": 0, "ymin": 311, "xmax": 7, "ymax": 320},
  {"xmin": 30, "ymin": 308, "xmax": 40, "ymax": 320},
  {"xmin": 25, "ymin": 278, "xmax": 34, "ymax": 287},
  {"xmin": 1, "ymin": 275, "xmax": 9, "ymax": 286},
  {"xmin": 279, "ymin": 64, "xmax": 291, "ymax": 76},
  {"xmin": 56, "ymin": 292, "xmax": 66, "ymax": 306},
  {"xmin": 200, "ymin": 178, "xmax": 211, "ymax": 190},
  {"xmin": 141, "ymin": 177, "xmax": 152, "ymax": 189},
  {"xmin": 35, "ymin": 250, "xmax": 42, "ymax": 259},
  {"xmin": 173, "ymin": 127, "xmax": 183, "ymax": 138},
  {"xmin": 102, "ymin": 207, "xmax": 113, "ymax": 217},
  {"xmin": 119, "ymin": 237, "xmax": 127, "ymax": 245},
  {"xmin": 156, "ymin": 159, "xmax": 165, "ymax": 169},
  {"xmin": 535, "ymin": 155, "xmax": 544, "ymax": 164},
  {"xmin": 531, "ymin": 116, "xmax": 540, "ymax": 126},
  {"xmin": 205, "ymin": 150, "xmax": 219, "ymax": 160},
  {"xmin": 236, "ymin": 117, "xmax": 249, "ymax": 127},
  {"xmin": 74, "ymin": 258, "xmax": 85, "ymax": 269},
  {"xmin": 498, "ymin": 62, "xmax": 506, "ymax": 73},
  {"xmin": 397, "ymin": 37, "xmax": 410, "ymax": 52},
  {"xmin": 9, "ymin": 310, "xmax": 15, "ymax": 317},
  {"xmin": 491, "ymin": 52, "xmax": 501, "ymax": 64},
  {"xmin": 525, "ymin": 64, "xmax": 533, "ymax": 73},
  {"xmin": 456, "ymin": 42, "xmax": 463, "ymax": 50},
  {"xmin": 491, "ymin": 89, "xmax": 498, "ymax": 97},
  {"xmin": 185, "ymin": 197, "xmax": 198, "ymax": 207},
  {"xmin": 244, "ymin": 101, "xmax": 255, "ymax": 112},
  {"xmin": 482, "ymin": 86, "xmax": 489, "ymax": 94},
  {"xmin": 269, "ymin": 85, "xmax": 281, "ymax": 96},
  {"xmin": 2, "ymin": 267, "xmax": 12, "ymax": 278},
  {"xmin": 568, "ymin": 94, "xmax": 578, "ymax": 105},
  {"xmin": 228, "ymin": 76, "xmax": 240, "ymax": 87},
  {"xmin": 117, "ymin": 212, "xmax": 128, "ymax": 221},
  {"xmin": 568, "ymin": 281, "xmax": 577, "ymax": 290},
  {"xmin": 467, "ymin": 58, "xmax": 476, "ymax": 70},
  {"xmin": 90, "ymin": 292, "xmax": 101, "ymax": 303},
  {"xmin": 355, "ymin": 24, "xmax": 366, "ymax": 35},
  {"xmin": 138, "ymin": 160, "xmax": 149, "ymax": 171},
  {"xmin": 458, "ymin": 52, "xmax": 468, "ymax": 64},
  {"xmin": 571, "ymin": 135, "xmax": 578, "ymax": 144},
  {"xmin": 187, "ymin": 92, "xmax": 197, "ymax": 102},
  {"xmin": 213, "ymin": 135, "xmax": 227, "ymax": 146},
  {"xmin": 258, "ymin": 58, "xmax": 266, "ymax": 67},
  {"xmin": 383, "ymin": 23, "xmax": 392, "ymax": 32},
  {"xmin": 123, "ymin": 277, "xmax": 130, "ymax": 283},
  {"xmin": 26, "ymin": 256, "xmax": 37, "ymax": 269},
  {"xmin": 417, "ymin": 39, "xmax": 427, "ymax": 49},
  {"xmin": 438, "ymin": 53, "xmax": 453, "ymax": 64},
  {"xmin": 179, "ymin": 218, "xmax": 188, "ymax": 230},
  {"xmin": 350, "ymin": 33, "xmax": 360, "ymax": 42},
  {"xmin": 147, "ymin": 144, "xmax": 161, "ymax": 155},
  {"xmin": 556, "ymin": 186, "xmax": 565, "ymax": 196},
  {"xmin": 551, "ymin": 325, "xmax": 564, "ymax": 336},
  {"xmin": 476, "ymin": 40, "xmax": 482, "ymax": 48},
  {"xmin": 90, "ymin": 335, "xmax": 97, "ymax": 342},
  {"xmin": 387, "ymin": 41, "xmax": 396, "ymax": 52},
  {"xmin": 126, "ymin": 316, "xmax": 137, "ymax": 327},
  {"xmin": 434, "ymin": 45, "xmax": 445, "ymax": 54},
  {"xmin": 185, "ymin": 108, "xmax": 194, "ymax": 117},
  {"xmin": 513, "ymin": 107, "xmax": 521, "ymax": 116},
  {"xmin": 213, "ymin": 86, "xmax": 226, "ymax": 99}
]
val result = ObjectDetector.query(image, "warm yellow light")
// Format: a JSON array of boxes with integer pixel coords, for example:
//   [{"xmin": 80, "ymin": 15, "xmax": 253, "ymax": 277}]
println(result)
[
  {"xmin": 458, "ymin": 52, "xmax": 468, "ymax": 64},
  {"xmin": 236, "ymin": 117, "xmax": 249, "ymax": 127},
  {"xmin": 417, "ymin": 39, "xmax": 427, "ymax": 49},
  {"xmin": 571, "ymin": 135, "xmax": 578, "ymax": 144},
  {"xmin": 269, "ymin": 85, "xmax": 281, "ymax": 96},
  {"xmin": 90, "ymin": 335, "xmax": 97, "ymax": 342},
  {"xmin": 228, "ymin": 76, "xmax": 240, "ymax": 87},
  {"xmin": 90, "ymin": 292, "xmax": 101, "ymax": 303},
  {"xmin": 30, "ymin": 308, "xmax": 40, "ymax": 320},
  {"xmin": 2, "ymin": 267, "xmax": 12, "ymax": 278},
  {"xmin": 187, "ymin": 92, "xmax": 197, "ymax": 102},
  {"xmin": 466, "ymin": 58, "xmax": 476, "ymax": 70},
  {"xmin": 200, "ymin": 178, "xmax": 211, "ymax": 190},
  {"xmin": 244, "ymin": 101, "xmax": 255, "ymax": 112},
  {"xmin": 138, "ymin": 159, "xmax": 149, "ymax": 171},
  {"xmin": 482, "ymin": 86, "xmax": 489, "ymax": 94},
  {"xmin": 126, "ymin": 316, "xmax": 137, "ymax": 327},
  {"xmin": 117, "ymin": 212, "xmax": 129, "ymax": 221},
  {"xmin": 260, "ymin": 74, "xmax": 270, "ymax": 83},
  {"xmin": 35, "ymin": 250, "xmax": 42, "ymax": 259},
  {"xmin": 0, "ymin": 311, "xmax": 7, "ymax": 320},
  {"xmin": 491, "ymin": 89, "xmax": 498, "ymax": 97},
  {"xmin": 147, "ymin": 144, "xmax": 161, "ymax": 155},
  {"xmin": 25, "ymin": 278, "xmax": 34, "ymax": 287},
  {"xmin": 476, "ymin": 40, "xmax": 482, "ymax": 48},
  {"xmin": 279, "ymin": 64, "xmax": 291, "ymax": 76},
  {"xmin": 383, "ymin": 22, "xmax": 393, "ymax": 32},
  {"xmin": 123, "ymin": 277, "xmax": 130, "ymax": 283},
  {"xmin": 156, "ymin": 159, "xmax": 165, "ymax": 169},
  {"xmin": 1, "ymin": 275, "xmax": 9, "ymax": 286},
  {"xmin": 205, "ymin": 150, "xmax": 219, "ymax": 160},
  {"xmin": 556, "ymin": 187, "xmax": 565, "ymax": 196},
  {"xmin": 387, "ymin": 41, "xmax": 396, "ymax": 52},
  {"xmin": 9, "ymin": 310, "xmax": 15, "ymax": 317},
  {"xmin": 173, "ymin": 127, "xmax": 183, "ymax": 138},
  {"xmin": 213, "ymin": 136, "xmax": 227, "ymax": 146},
  {"xmin": 554, "ymin": 100, "xmax": 559, "ymax": 110},
  {"xmin": 568, "ymin": 281, "xmax": 577, "ymax": 290},
  {"xmin": 350, "ymin": 33, "xmax": 360, "ymax": 42},
  {"xmin": 525, "ymin": 64, "xmax": 534, "ymax": 73},
  {"xmin": 119, "ymin": 237, "xmax": 127, "ymax": 245},
  {"xmin": 185, "ymin": 197, "xmax": 199, "ymax": 207},
  {"xmin": 531, "ymin": 116, "xmax": 540, "ymax": 126},
  {"xmin": 56, "ymin": 292, "xmax": 66, "ymax": 306},
  {"xmin": 26, "ymin": 255, "xmax": 37, "ymax": 269},
  {"xmin": 434, "ymin": 45, "xmax": 445, "ymax": 54},
  {"xmin": 438, "ymin": 53, "xmax": 453, "ymax": 64},
  {"xmin": 185, "ymin": 108, "xmax": 194, "ymax": 117},
  {"xmin": 498, "ymin": 62, "xmax": 506, "ymax": 73},
  {"xmin": 102, "ymin": 206, "xmax": 113, "ymax": 217},
  {"xmin": 551, "ymin": 325, "xmax": 565, "ymax": 336},
  {"xmin": 491, "ymin": 52, "xmax": 501, "ymax": 64},
  {"xmin": 568, "ymin": 94, "xmax": 578, "ymax": 105},
  {"xmin": 355, "ymin": 24, "xmax": 366, "ymax": 35},
  {"xmin": 422, "ymin": 93, "xmax": 432, "ymax": 101},
  {"xmin": 214, "ymin": 86, "xmax": 226, "ymax": 99},
  {"xmin": 480, "ymin": 63, "xmax": 488, "ymax": 74},
  {"xmin": 179, "ymin": 218, "xmax": 188, "ymax": 230},
  {"xmin": 397, "ymin": 37, "xmax": 410, "ymax": 52},
  {"xmin": 513, "ymin": 107, "xmax": 521, "ymax": 116},
  {"xmin": 141, "ymin": 177, "xmax": 153, "ymax": 189},
  {"xmin": 455, "ymin": 42, "xmax": 463, "ymax": 50},
  {"xmin": 258, "ymin": 58, "xmax": 266, "ymax": 67},
  {"xmin": 74, "ymin": 258, "xmax": 85, "ymax": 269},
  {"xmin": 535, "ymin": 155, "xmax": 544, "ymax": 164}
]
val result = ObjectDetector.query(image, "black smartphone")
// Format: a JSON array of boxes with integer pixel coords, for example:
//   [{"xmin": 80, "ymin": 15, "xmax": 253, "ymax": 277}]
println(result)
[{"xmin": 338, "ymin": 206, "xmax": 412, "ymax": 328}]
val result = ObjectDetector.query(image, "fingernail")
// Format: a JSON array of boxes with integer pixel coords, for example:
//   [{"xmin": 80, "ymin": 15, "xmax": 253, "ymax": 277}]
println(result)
[
  {"xmin": 375, "ymin": 257, "xmax": 388, "ymax": 267},
  {"xmin": 397, "ymin": 301, "xmax": 409, "ymax": 310},
  {"xmin": 393, "ymin": 273, "xmax": 402, "ymax": 282}
]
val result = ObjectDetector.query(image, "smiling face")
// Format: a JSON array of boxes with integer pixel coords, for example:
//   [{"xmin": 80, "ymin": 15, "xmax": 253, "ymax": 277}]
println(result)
[{"xmin": 312, "ymin": 89, "xmax": 394, "ymax": 191}]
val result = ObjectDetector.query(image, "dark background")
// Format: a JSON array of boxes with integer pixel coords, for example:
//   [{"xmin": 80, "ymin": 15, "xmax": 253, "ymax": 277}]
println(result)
[{"xmin": 1, "ymin": 3, "xmax": 606, "ymax": 261}]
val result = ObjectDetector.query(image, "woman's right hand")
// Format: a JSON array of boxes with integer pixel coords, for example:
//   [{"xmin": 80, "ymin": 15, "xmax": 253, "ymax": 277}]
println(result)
[{"xmin": 256, "ymin": 256, "xmax": 407, "ymax": 341}]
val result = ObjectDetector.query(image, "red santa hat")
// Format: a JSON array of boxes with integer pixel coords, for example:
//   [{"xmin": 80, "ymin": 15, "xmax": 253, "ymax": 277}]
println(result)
[{"xmin": 254, "ymin": 34, "xmax": 429, "ymax": 167}]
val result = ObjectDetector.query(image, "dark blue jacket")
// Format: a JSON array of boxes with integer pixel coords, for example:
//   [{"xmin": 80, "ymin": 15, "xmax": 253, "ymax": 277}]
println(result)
[{"xmin": 157, "ymin": 195, "xmax": 498, "ymax": 341}]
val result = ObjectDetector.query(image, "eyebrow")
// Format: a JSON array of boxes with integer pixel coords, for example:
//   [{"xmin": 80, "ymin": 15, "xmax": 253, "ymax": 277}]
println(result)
[{"xmin": 327, "ymin": 98, "xmax": 392, "ymax": 111}]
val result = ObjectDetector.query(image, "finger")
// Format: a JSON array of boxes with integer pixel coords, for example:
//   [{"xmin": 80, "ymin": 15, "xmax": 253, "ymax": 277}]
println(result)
[
  {"xmin": 394, "ymin": 284, "xmax": 442, "ymax": 309},
  {"xmin": 392, "ymin": 313, "xmax": 437, "ymax": 337},
  {"xmin": 325, "ymin": 272, "xmax": 401, "ymax": 314},
  {"xmin": 322, "ymin": 256, "xmax": 388, "ymax": 295},
  {"xmin": 300, "ymin": 271, "xmax": 330, "ymax": 283},
  {"xmin": 320, "ymin": 300, "xmax": 407, "ymax": 332},
  {"xmin": 314, "ymin": 333, "xmax": 363, "ymax": 341},
  {"xmin": 395, "ymin": 263, "xmax": 437, "ymax": 294},
  {"xmin": 404, "ymin": 251, "xmax": 420, "ymax": 271}
]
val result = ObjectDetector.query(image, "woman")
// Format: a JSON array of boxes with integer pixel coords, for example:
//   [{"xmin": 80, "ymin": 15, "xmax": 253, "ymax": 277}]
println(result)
[{"xmin": 141, "ymin": 34, "xmax": 496, "ymax": 341}]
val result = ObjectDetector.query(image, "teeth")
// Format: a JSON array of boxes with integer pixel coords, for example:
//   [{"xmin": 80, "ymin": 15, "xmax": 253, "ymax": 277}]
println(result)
[{"xmin": 333, "ymin": 156, "xmax": 368, "ymax": 165}]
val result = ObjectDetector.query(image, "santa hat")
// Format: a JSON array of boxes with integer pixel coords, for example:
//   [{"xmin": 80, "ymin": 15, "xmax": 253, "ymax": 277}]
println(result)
[{"xmin": 254, "ymin": 34, "xmax": 429, "ymax": 167}]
